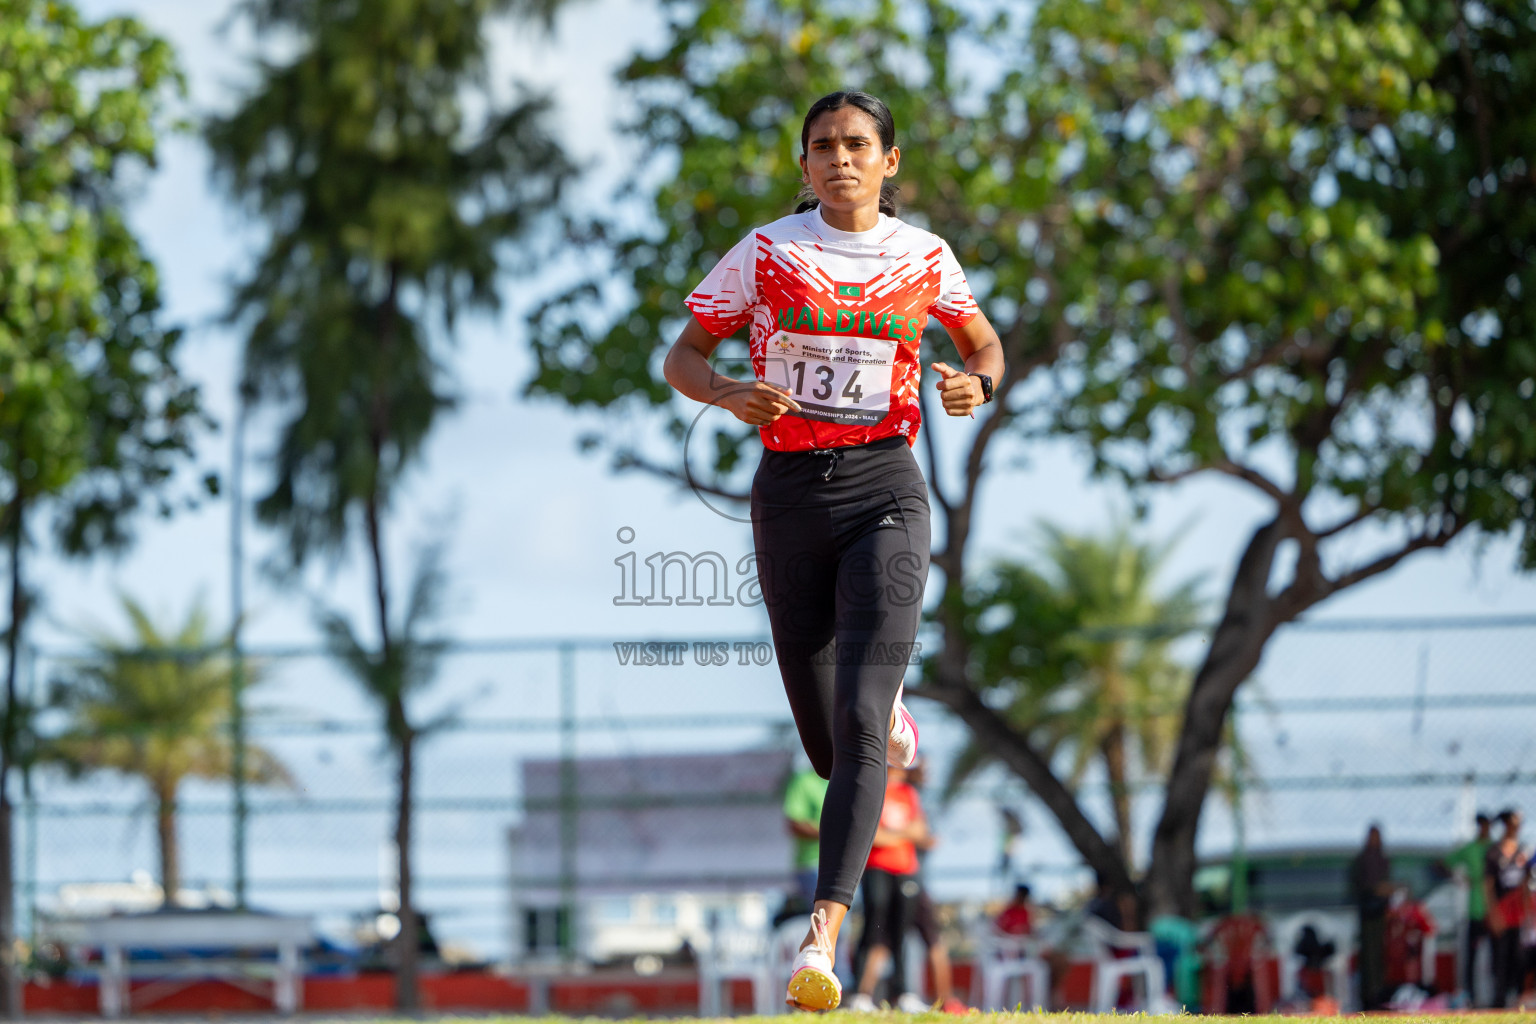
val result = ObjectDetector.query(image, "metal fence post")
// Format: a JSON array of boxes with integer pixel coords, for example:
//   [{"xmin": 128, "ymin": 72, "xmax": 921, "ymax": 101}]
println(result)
[
  {"xmin": 22, "ymin": 643, "xmax": 36, "ymax": 945},
  {"xmin": 558, "ymin": 643, "xmax": 576, "ymax": 959},
  {"xmin": 230, "ymin": 389, "xmax": 249, "ymax": 908}
]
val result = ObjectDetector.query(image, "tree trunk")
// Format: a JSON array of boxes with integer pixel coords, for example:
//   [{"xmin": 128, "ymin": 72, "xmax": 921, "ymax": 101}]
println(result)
[
  {"xmin": 922, "ymin": 560, "xmax": 1131, "ymax": 892},
  {"xmin": 1102, "ymin": 726, "xmax": 1133, "ymax": 870},
  {"xmin": 1144, "ymin": 518, "xmax": 1288, "ymax": 917},
  {"xmin": 364, "ymin": 261, "xmax": 419, "ymax": 1011},
  {"xmin": 919, "ymin": 349, "xmax": 1130, "ymax": 892},
  {"xmin": 395, "ymin": 722, "xmax": 418, "ymax": 1011},
  {"xmin": 916, "ymin": 682, "xmax": 1134, "ymax": 894},
  {"xmin": 155, "ymin": 784, "xmax": 180, "ymax": 906},
  {"xmin": 365, "ymin": 494, "xmax": 418, "ymax": 1010},
  {"xmin": 0, "ymin": 478, "xmax": 26, "ymax": 1018}
]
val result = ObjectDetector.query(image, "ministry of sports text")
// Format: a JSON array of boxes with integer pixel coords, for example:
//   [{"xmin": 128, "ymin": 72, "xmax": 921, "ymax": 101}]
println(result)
[{"xmin": 614, "ymin": 640, "xmax": 922, "ymax": 667}]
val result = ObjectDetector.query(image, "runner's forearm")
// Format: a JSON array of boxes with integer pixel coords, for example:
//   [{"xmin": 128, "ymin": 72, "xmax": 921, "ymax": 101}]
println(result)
[{"xmin": 663, "ymin": 318, "xmax": 741, "ymax": 406}]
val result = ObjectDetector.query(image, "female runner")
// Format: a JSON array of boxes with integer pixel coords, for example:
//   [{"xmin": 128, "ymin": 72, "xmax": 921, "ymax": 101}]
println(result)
[{"xmin": 663, "ymin": 90, "xmax": 1004, "ymax": 1011}]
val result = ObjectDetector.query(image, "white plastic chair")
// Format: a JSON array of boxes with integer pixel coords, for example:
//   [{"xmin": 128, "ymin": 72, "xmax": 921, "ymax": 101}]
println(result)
[
  {"xmin": 698, "ymin": 926, "xmax": 778, "ymax": 1016},
  {"xmin": 1082, "ymin": 916, "xmax": 1168, "ymax": 1013},
  {"xmin": 970, "ymin": 930, "xmax": 1050, "ymax": 1010},
  {"xmin": 1272, "ymin": 911, "xmax": 1355, "ymax": 1011}
]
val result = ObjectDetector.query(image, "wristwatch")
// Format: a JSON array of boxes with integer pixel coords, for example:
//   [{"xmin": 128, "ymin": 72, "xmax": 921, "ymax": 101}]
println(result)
[{"xmin": 969, "ymin": 373, "xmax": 993, "ymax": 404}]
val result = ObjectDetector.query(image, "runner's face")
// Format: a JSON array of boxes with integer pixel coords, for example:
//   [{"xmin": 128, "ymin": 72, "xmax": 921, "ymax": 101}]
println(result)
[{"xmin": 800, "ymin": 106, "xmax": 900, "ymax": 215}]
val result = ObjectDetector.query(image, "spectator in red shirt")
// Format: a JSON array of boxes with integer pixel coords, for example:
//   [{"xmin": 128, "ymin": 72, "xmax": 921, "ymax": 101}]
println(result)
[
  {"xmin": 994, "ymin": 884, "xmax": 1034, "ymax": 936},
  {"xmin": 1384, "ymin": 885, "xmax": 1436, "ymax": 992},
  {"xmin": 848, "ymin": 765, "xmax": 929, "ymax": 1012},
  {"xmin": 907, "ymin": 758, "xmax": 968, "ymax": 1013},
  {"xmin": 1203, "ymin": 913, "xmax": 1270, "ymax": 1013}
]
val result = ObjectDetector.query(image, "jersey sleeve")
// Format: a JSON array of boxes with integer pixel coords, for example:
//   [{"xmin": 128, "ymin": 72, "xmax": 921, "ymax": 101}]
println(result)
[
  {"xmin": 929, "ymin": 239, "xmax": 980, "ymax": 329},
  {"xmin": 685, "ymin": 233, "xmax": 758, "ymax": 337}
]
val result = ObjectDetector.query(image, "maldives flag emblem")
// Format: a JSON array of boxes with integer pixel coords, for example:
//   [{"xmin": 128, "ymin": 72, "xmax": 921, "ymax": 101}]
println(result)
[{"xmin": 836, "ymin": 283, "xmax": 863, "ymax": 299}]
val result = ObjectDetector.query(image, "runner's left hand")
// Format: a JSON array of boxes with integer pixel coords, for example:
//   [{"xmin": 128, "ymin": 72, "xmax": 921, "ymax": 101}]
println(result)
[{"xmin": 931, "ymin": 362, "xmax": 982, "ymax": 417}]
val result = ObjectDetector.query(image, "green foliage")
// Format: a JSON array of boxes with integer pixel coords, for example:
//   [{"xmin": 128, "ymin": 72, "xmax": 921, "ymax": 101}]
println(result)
[
  {"xmin": 957, "ymin": 523, "xmax": 1202, "ymax": 773},
  {"xmin": 50, "ymin": 595, "xmax": 290, "ymax": 791},
  {"xmin": 316, "ymin": 543, "xmax": 451, "ymax": 749},
  {"xmin": 49, "ymin": 594, "xmax": 291, "ymax": 894},
  {"xmin": 530, "ymin": 0, "xmax": 1536, "ymax": 565},
  {"xmin": 0, "ymin": 0, "xmax": 204, "ymax": 550},
  {"xmin": 1026, "ymin": 0, "xmax": 1535, "ymax": 558},
  {"xmin": 943, "ymin": 522, "xmax": 1209, "ymax": 842},
  {"xmin": 207, "ymin": 0, "xmax": 575, "ymax": 566}
]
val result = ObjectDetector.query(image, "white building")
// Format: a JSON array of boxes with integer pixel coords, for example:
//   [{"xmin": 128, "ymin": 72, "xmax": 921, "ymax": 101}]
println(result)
[{"xmin": 508, "ymin": 747, "xmax": 795, "ymax": 965}]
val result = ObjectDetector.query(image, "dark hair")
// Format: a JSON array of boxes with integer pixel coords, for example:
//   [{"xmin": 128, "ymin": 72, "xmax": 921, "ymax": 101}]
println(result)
[
  {"xmin": 1476, "ymin": 812, "xmax": 1491, "ymax": 826},
  {"xmin": 795, "ymin": 91, "xmax": 900, "ymax": 217}
]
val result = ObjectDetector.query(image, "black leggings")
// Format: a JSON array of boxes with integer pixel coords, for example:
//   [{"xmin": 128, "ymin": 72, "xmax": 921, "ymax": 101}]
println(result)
[
  {"xmin": 751, "ymin": 436, "xmax": 930, "ymax": 907},
  {"xmin": 1492, "ymin": 924, "xmax": 1522, "ymax": 1006},
  {"xmin": 1464, "ymin": 918, "xmax": 1488, "ymax": 1001},
  {"xmin": 855, "ymin": 869, "xmax": 920, "ymax": 997}
]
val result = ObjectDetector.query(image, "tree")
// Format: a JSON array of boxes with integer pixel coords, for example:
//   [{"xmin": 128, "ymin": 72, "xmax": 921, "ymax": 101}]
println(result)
[
  {"xmin": 948, "ymin": 521, "xmax": 1205, "ymax": 868},
  {"xmin": 205, "ymin": 0, "xmax": 574, "ymax": 1007},
  {"xmin": 526, "ymin": 0, "xmax": 1536, "ymax": 917},
  {"xmin": 50, "ymin": 596, "xmax": 291, "ymax": 903},
  {"xmin": 316, "ymin": 546, "xmax": 448, "ymax": 964},
  {"xmin": 975, "ymin": 0, "xmax": 1536, "ymax": 916},
  {"xmin": 0, "ymin": 2, "xmax": 202, "ymax": 1011}
]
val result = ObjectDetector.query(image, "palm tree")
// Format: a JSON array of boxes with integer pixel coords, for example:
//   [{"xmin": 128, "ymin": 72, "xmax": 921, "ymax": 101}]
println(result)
[
  {"xmin": 50, "ymin": 595, "xmax": 291, "ymax": 904},
  {"xmin": 315, "ymin": 543, "xmax": 449, "ymax": 970},
  {"xmin": 949, "ymin": 518, "xmax": 1208, "ymax": 868}
]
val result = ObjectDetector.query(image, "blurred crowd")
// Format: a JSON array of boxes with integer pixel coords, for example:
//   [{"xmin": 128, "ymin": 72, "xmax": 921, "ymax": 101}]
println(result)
[{"xmin": 779, "ymin": 759, "xmax": 1535, "ymax": 1012}]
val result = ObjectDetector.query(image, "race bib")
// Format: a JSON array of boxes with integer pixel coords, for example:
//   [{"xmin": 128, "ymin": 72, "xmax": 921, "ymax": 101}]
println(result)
[{"xmin": 761, "ymin": 330, "xmax": 895, "ymax": 425}]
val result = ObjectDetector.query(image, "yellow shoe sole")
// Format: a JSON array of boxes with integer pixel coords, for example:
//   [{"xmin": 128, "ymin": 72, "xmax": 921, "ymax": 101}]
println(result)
[{"xmin": 786, "ymin": 966, "xmax": 842, "ymax": 1012}]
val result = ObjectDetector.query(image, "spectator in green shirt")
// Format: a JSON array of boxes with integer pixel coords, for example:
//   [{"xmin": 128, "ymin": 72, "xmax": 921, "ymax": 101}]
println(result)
[
  {"xmin": 784, "ymin": 766, "xmax": 829, "ymax": 911},
  {"xmin": 1443, "ymin": 812, "xmax": 1493, "ymax": 1003}
]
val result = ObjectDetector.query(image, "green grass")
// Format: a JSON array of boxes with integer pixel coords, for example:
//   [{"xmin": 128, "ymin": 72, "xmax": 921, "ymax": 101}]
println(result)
[{"xmin": 309, "ymin": 1015, "xmax": 1536, "ymax": 1023}]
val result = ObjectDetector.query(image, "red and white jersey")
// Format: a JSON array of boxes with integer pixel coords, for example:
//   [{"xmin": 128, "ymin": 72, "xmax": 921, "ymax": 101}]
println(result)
[{"xmin": 685, "ymin": 206, "xmax": 979, "ymax": 452}]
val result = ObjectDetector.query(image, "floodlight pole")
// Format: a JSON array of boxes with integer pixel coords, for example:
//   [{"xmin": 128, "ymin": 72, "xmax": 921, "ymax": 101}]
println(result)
[
  {"xmin": 230, "ymin": 388, "xmax": 250, "ymax": 908},
  {"xmin": 558, "ymin": 643, "xmax": 577, "ymax": 959}
]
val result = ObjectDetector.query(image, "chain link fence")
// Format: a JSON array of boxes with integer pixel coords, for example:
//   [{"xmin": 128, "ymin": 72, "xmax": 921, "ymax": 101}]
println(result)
[{"xmin": 17, "ymin": 616, "xmax": 1536, "ymax": 963}]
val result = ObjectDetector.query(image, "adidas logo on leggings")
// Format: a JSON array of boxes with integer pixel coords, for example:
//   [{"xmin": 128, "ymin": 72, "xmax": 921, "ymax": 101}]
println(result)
[{"xmin": 878, "ymin": 515, "xmax": 897, "ymax": 526}]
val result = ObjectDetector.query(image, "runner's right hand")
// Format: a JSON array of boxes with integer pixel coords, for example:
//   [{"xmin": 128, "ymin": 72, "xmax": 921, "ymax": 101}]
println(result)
[{"xmin": 724, "ymin": 381, "xmax": 803, "ymax": 426}]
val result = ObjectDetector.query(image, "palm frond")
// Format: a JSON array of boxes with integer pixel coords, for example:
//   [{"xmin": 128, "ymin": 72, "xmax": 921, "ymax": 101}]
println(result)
[
  {"xmin": 939, "ymin": 513, "xmax": 1244, "ymax": 851},
  {"xmin": 47, "ymin": 593, "xmax": 291, "ymax": 801},
  {"xmin": 939, "ymin": 738, "xmax": 995, "ymax": 804}
]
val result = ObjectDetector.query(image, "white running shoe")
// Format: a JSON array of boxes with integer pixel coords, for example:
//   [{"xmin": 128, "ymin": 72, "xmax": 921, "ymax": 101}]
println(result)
[
  {"xmin": 895, "ymin": 992, "xmax": 930, "ymax": 1013},
  {"xmin": 844, "ymin": 992, "xmax": 877, "ymax": 1012},
  {"xmin": 786, "ymin": 907, "xmax": 842, "ymax": 1011},
  {"xmin": 887, "ymin": 683, "xmax": 919, "ymax": 769}
]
